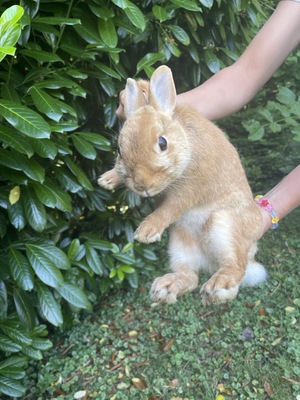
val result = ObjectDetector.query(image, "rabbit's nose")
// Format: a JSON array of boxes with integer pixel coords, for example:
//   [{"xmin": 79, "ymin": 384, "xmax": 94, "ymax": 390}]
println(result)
[{"xmin": 134, "ymin": 182, "xmax": 147, "ymax": 193}]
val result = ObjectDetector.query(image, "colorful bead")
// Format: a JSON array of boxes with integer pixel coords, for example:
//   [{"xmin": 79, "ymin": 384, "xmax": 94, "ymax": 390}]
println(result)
[{"xmin": 255, "ymin": 195, "xmax": 280, "ymax": 230}]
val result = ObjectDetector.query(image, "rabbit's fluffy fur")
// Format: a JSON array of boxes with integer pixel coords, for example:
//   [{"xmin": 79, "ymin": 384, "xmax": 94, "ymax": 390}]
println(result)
[{"xmin": 98, "ymin": 65, "xmax": 267, "ymax": 305}]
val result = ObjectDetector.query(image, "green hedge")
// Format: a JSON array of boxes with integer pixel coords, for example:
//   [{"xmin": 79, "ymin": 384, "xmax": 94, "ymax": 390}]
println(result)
[{"xmin": 0, "ymin": 0, "xmax": 265, "ymax": 396}]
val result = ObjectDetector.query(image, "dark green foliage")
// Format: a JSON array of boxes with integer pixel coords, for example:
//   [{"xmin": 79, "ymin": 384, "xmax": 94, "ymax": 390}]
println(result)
[
  {"xmin": 0, "ymin": 0, "xmax": 265, "ymax": 396},
  {"xmin": 242, "ymin": 50, "xmax": 300, "ymax": 147}
]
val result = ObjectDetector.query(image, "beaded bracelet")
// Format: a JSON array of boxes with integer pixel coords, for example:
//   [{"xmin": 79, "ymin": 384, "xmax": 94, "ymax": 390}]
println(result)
[{"xmin": 255, "ymin": 195, "xmax": 280, "ymax": 229}]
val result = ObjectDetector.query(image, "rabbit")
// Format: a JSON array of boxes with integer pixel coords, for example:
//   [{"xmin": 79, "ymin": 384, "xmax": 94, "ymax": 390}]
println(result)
[{"xmin": 98, "ymin": 65, "xmax": 267, "ymax": 305}]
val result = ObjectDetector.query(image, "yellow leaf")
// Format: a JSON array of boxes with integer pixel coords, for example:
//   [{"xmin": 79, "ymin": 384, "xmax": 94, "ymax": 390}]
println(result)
[
  {"xmin": 217, "ymin": 383, "xmax": 231, "ymax": 394},
  {"xmin": 271, "ymin": 337, "xmax": 282, "ymax": 346},
  {"xmin": 285, "ymin": 306, "xmax": 295, "ymax": 313},
  {"xmin": 216, "ymin": 395, "xmax": 226, "ymax": 400},
  {"xmin": 9, "ymin": 185, "xmax": 20, "ymax": 205},
  {"xmin": 128, "ymin": 330, "xmax": 138, "ymax": 338}
]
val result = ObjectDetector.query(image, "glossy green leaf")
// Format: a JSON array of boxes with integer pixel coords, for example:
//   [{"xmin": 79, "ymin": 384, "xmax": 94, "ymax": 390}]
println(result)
[
  {"xmin": 0, "ymin": 325, "xmax": 32, "ymax": 346},
  {"xmin": 0, "ymin": 125, "xmax": 34, "ymax": 157},
  {"xmin": 31, "ymin": 337, "xmax": 52, "ymax": 351},
  {"xmin": 85, "ymin": 244, "xmax": 104, "ymax": 275},
  {"xmin": 8, "ymin": 248, "xmax": 34, "ymax": 291},
  {"xmin": 13, "ymin": 288, "xmax": 36, "ymax": 330},
  {"xmin": 88, "ymin": 3, "xmax": 115, "ymax": 19},
  {"xmin": 33, "ymin": 17, "xmax": 81, "ymax": 26},
  {"xmin": 26, "ymin": 244, "xmax": 64, "ymax": 288},
  {"xmin": 170, "ymin": 0, "xmax": 202, "ymax": 11},
  {"xmin": 127, "ymin": 271, "xmax": 139, "ymax": 288},
  {"xmin": 164, "ymin": 40, "xmax": 181, "ymax": 58},
  {"xmin": 0, "ymin": 370, "xmax": 25, "ymax": 384},
  {"xmin": 219, "ymin": 47, "xmax": 239, "ymax": 61},
  {"xmin": 98, "ymin": 18, "xmax": 118, "ymax": 48},
  {"xmin": 67, "ymin": 239, "xmax": 81, "ymax": 261},
  {"xmin": 54, "ymin": 168, "xmax": 82, "ymax": 193},
  {"xmin": 0, "ymin": 148, "xmax": 45, "ymax": 183},
  {"xmin": 76, "ymin": 132, "xmax": 111, "ymax": 151},
  {"xmin": 0, "ymin": 376, "xmax": 25, "ymax": 397},
  {"xmin": 1, "ymin": 84, "xmax": 20, "ymax": 103},
  {"xmin": 168, "ymin": 25, "xmax": 190, "ymax": 45},
  {"xmin": 30, "ymin": 138, "xmax": 58, "ymax": 160},
  {"xmin": 112, "ymin": 252, "xmax": 135, "ymax": 265},
  {"xmin": 36, "ymin": 282, "xmax": 63, "ymax": 326},
  {"xmin": 28, "ymin": 242, "xmax": 70, "ymax": 271},
  {"xmin": 72, "ymin": 135, "xmax": 97, "ymax": 160},
  {"xmin": 7, "ymin": 201, "xmax": 26, "ymax": 230},
  {"xmin": 0, "ymin": 24, "xmax": 21, "ymax": 48},
  {"xmin": 64, "ymin": 156, "xmax": 94, "ymax": 191},
  {"xmin": 84, "ymin": 238, "xmax": 119, "ymax": 252},
  {"xmin": 136, "ymin": 53, "xmax": 165, "ymax": 74},
  {"xmin": 21, "ymin": 346, "xmax": 43, "ymax": 360},
  {"xmin": 0, "ymin": 100, "xmax": 51, "ymax": 139},
  {"xmin": 33, "ymin": 181, "xmax": 72, "ymax": 212},
  {"xmin": 199, "ymin": 0, "xmax": 213, "ymax": 7},
  {"xmin": 124, "ymin": 3, "xmax": 146, "ymax": 31},
  {"xmin": 204, "ymin": 49, "xmax": 220, "ymax": 73},
  {"xmin": 0, "ymin": 46, "xmax": 16, "ymax": 61},
  {"xmin": 22, "ymin": 190, "xmax": 47, "ymax": 232},
  {"xmin": 0, "ymin": 335, "xmax": 22, "ymax": 353},
  {"xmin": 0, "ymin": 281, "xmax": 7, "ymax": 321},
  {"xmin": 56, "ymin": 282, "xmax": 91, "ymax": 309},
  {"xmin": 92, "ymin": 61, "xmax": 121, "ymax": 80},
  {"xmin": 73, "ymin": 18, "xmax": 101, "ymax": 44},
  {"xmin": 0, "ymin": 356, "xmax": 27, "ymax": 370},
  {"xmin": 152, "ymin": 5, "xmax": 170, "ymax": 22},
  {"xmin": 0, "ymin": 5, "xmax": 24, "ymax": 27},
  {"xmin": 20, "ymin": 49, "xmax": 63, "ymax": 63},
  {"xmin": 111, "ymin": 0, "xmax": 130, "ymax": 8},
  {"xmin": 103, "ymin": 97, "xmax": 117, "ymax": 128},
  {"xmin": 29, "ymin": 87, "xmax": 63, "ymax": 122}
]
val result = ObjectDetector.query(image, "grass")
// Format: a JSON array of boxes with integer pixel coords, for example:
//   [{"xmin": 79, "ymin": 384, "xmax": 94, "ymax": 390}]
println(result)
[{"xmin": 22, "ymin": 208, "xmax": 300, "ymax": 400}]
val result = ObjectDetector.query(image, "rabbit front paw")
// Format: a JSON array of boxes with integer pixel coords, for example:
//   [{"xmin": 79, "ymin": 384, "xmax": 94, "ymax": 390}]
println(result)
[
  {"xmin": 134, "ymin": 220, "xmax": 164, "ymax": 243},
  {"xmin": 97, "ymin": 168, "xmax": 121, "ymax": 190},
  {"xmin": 150, "ymin": 271, "xmax": 198, "ymax": 304},
  {"xmin": 200, "ymin": 273, "xmax": 239, "ymax": 305}
]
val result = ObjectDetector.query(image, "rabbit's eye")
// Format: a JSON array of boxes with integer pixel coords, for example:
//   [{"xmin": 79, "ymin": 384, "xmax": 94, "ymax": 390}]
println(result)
[{"xmin": 158, "ymin": 136, "xmax": 167, "ymax": 151}]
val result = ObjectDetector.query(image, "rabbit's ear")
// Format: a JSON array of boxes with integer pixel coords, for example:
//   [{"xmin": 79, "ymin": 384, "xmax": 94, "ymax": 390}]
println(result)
[
  {"xmin": 124, "ymin": 78, "xmax": 147, "ymax": 118},
  {"xmin": 149, "ymin": 66, "xmax": 177, "ymax": 115}
]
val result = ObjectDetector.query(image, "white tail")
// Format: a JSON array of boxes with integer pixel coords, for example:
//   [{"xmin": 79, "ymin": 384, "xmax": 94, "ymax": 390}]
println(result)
[{"xmin": 242, "ymin": 262, "xmax": 267, "ymax": 286}]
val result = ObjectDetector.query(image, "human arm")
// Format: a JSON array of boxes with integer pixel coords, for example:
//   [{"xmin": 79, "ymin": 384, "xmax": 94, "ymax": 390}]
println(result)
[
  {"xmin": 257, "ymin": 165, "xmax": 300, "ymax": 237},
  {"xmin": 177, "ymin": 0, "xmax": 300, "ymax": 120}
]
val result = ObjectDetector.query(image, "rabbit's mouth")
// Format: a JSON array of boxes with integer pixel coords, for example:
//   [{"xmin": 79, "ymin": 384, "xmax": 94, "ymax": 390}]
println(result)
[
  {"xmin": 141, "ymin": 190, "xmax": 151, "ymax": 198},
  {"xmin": 132, "ymin": 185, "xmax": 159, "ymax": 198}
]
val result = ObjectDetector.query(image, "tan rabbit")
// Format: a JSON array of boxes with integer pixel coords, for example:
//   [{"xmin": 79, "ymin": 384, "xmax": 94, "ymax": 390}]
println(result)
[{"xmin": 98, "ymin": 65, "xmax": 267, "ymax": 305}]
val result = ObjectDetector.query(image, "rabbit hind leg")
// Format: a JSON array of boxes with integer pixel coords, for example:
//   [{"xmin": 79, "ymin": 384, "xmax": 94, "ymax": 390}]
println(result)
[
  {"xmin": 150, "ymin": 225, "xmax": 204, "ymax": 304},
  {"xmin": 200, "ymin": 211, "xmax": 249, "ymax": 305}
]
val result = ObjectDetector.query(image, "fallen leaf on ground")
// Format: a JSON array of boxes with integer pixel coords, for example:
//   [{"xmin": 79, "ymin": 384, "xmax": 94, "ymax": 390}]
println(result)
[
  {"xmin": 131, "ymin": 377, "xmax": 147, "ymax": 389},
  {"xmin": 217, "ymin": 383, "xmax": 232, "ymax": 394},
  {"xmin": 163, "ymin": 338, "xmax": 175, "ymax": 352},
  {"xmin": 168, "ymin": 378, "xmax": 180, "ymax": 387},
  {"xmin": 264, "ymin": 381, "xmax": 273, "ymax": 396},
  {"xmin": 74, "ymin": 390, "xmax": 87, "ymax": 399}
]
